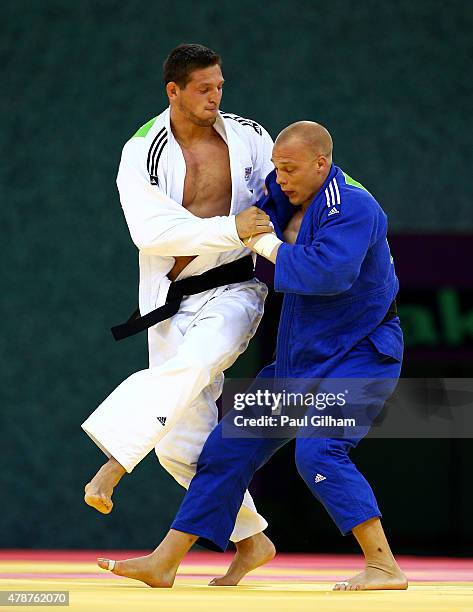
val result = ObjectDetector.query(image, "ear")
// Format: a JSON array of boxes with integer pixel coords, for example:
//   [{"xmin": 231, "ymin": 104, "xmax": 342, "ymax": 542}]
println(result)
[
  {"xmin": 316, "ymin": 155, "xmax": 329, "ymax": 173},
  {"xmin": 166, "ymin": 81, "xmax": 179, "ymax": 101}
]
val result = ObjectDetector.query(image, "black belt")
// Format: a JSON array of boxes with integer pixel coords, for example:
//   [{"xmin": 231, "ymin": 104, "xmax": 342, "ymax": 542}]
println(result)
[
  {"xmin": 381, "ymin": 299, "xmax": 398, "ymax": 323},
  {"xmin": 111, "ymin": 256, "xmax": 255, "ymax": 341}
]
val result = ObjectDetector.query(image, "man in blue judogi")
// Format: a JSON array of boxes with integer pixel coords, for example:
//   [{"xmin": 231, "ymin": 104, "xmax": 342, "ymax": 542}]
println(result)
[{"xmin": 98, "ymin": 122, "xmax": 408, "ymax": 592}]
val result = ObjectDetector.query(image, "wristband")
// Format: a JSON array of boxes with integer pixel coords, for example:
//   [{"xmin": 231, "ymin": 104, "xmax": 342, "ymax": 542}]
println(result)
[{"xmin": 249, "ymin": 233, "xmax": 282, "ymax": 260}]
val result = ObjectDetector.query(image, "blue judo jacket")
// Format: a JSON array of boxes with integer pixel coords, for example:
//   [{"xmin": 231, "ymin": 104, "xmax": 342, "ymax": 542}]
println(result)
[{"xmin": 260, "ymin": 164, "xmax": 403, "ymax": 379}]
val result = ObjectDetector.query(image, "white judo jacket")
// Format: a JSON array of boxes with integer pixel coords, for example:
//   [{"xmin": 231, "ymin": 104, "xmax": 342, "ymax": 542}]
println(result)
[{"xmin": 116, "ymin": 108, "xmax": 274, "ymax": 315}]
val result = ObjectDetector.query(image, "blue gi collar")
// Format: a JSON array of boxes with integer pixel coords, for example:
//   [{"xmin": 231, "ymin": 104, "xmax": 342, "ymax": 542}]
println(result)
[
  {"xmin": 260, "ymin": 170, "xmax": 293, "ymax": 239},
  {"xmin": 294, "ymin": 164, "xmax": 339, "ymax": 244},
  {"xmin": 306, "ymin": 163, "xmax": 338, "ymax": 212},
  {"xmin": 261, "ymin": 164, "xmax": 339, "ymax": 239}
]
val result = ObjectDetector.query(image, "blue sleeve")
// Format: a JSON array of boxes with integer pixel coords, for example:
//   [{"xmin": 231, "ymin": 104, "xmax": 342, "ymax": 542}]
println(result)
[
  {"xmin": 274, "ymin": 197, "xmax": 377, "ymax": 295},
  {"xmin": 258, "ymin": 170, "xmax": 294, "ymax": 239},
  {"xmin": 255, "ymin": 193, "xmax": 284, "ymax": 239}
]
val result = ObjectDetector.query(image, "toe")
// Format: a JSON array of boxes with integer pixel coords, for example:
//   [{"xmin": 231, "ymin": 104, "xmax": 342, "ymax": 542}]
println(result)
[
  {"xmin": 209, "ymin": 578, "xmax": 228, "ymax": 586},
  {"xmin": 101, "ymin": 498, "xmax": 113, "ymax": 512},
  {"xmin": 334, "ymin": 582, "xmax": 349, "ymax": 591},
  {"xmin": 97, "ymin": 558, "xmax": 110, "ymax": 570},
  {"xmin": 85, "ymin": 494, "xmax": 112, "ymax": 514},
  {"xmin": 97, "ymin": 558, "xmax": 119, "ymax": 572}
]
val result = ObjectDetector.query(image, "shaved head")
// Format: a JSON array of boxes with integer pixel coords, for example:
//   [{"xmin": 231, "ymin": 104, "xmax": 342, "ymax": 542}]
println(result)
[
  {"xmin": 275, "ymin": 121, "xmax": 333, "ymax": 161},
  {"xmin": 271, "ymin": 121, "xmax": 334, "ymax": 209}
]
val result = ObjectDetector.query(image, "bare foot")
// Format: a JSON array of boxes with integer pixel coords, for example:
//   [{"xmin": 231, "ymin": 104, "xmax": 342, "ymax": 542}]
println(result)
[
  {"xmin": 333, "ymin": 565, "xmax": 408, "ymax": 591},
  {"xmin": 97, "ymin": 554, "xmax": 176, "ymax": 588},
  {"xmin": 209, "ymin": 532, "xmax": 276, "ymax": 586},
  {"xmin": 84, "ymin": 458, "xmax": 126, "ymax": 514}
]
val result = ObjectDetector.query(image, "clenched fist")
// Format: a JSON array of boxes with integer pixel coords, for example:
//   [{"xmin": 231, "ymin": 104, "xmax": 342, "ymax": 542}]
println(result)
[{"xmin": 235, "ymin": 206, "xmax": 272, "ymax": 240}]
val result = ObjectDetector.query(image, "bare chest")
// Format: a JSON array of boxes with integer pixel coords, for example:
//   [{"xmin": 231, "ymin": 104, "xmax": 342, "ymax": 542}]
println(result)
[
  {"xmin": 283, "ymin": 210, "xmax": 305, "ymax": 244},
  {"xmin": 181, "ymin": 136, "xmax": 232, "ymax": 218}
]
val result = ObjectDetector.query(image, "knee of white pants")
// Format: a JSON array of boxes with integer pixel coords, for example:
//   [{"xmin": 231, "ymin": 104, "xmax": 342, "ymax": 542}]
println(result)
[
  {"xmin": 152, "ymin": 350, "xmax": 215, "ymax": 398},
  {"xmin": 176, "ymin": 345, "xmax": 227, "ymax": 383},
  {"xmin": 173, "ymin": 302, "xmax": 263, "ymax": 379},
  {"xmin": 229, "ymin": 490, "xmax": 268, "ymax": 542}
]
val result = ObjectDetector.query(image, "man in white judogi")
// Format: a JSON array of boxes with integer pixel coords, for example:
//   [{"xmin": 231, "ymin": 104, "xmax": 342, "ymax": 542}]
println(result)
[{"xmin": 81, "ymin": 44, "xmax": 275, "ymax": 584}]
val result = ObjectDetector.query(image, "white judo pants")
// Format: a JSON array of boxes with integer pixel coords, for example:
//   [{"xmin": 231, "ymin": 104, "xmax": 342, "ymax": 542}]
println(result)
[{"xmin": 82, "ymin": 279, "xmax": 268, "ymax": 542}]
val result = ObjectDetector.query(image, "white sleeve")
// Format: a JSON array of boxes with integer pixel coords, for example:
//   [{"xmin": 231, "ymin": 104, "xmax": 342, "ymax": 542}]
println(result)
[
  {"xmin": 249, "ymin": 125, "xmax": 274, "ymax": 201},
  {"xmin": 116, "ymin": 140, "xmax": 243, "ymax": 256}
]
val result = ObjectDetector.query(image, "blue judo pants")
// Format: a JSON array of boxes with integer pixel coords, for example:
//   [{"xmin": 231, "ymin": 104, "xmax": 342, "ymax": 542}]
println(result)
[{"xmin": 171, "ymin": 336, "xmax": 402, "ymax": 551}]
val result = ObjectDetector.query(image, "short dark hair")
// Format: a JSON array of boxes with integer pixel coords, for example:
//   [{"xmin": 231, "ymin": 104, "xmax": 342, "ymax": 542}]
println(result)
[{"xmin": 163, "ymin": 44, "xmax": 221, "ymax": 88}]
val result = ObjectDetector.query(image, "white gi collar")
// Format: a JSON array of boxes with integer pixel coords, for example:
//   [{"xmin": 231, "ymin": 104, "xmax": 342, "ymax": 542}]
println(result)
[{"xmin": 164, "ymin": 107, "xmax": 246, "ymax": 217}]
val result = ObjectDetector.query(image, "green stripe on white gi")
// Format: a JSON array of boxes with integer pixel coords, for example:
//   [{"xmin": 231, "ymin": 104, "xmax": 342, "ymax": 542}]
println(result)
[{"xmin": 133, "ymin": 117, "xmax": 158, "ymax": 138}]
